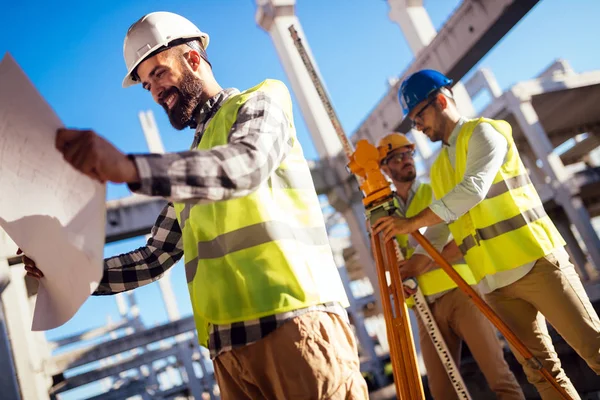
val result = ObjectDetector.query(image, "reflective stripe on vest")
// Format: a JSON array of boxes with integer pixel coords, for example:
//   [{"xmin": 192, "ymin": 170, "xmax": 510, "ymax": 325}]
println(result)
[
  {"xmin": 430, "ymin": 117, "xmax": 565, "ymax": 282},
  {"xmin": 394, "ymin": 182, "xmax": 477, "ymax": 307},
  {"xmin": 173, "ymin": 79, "xmax": 349, "ymax": 346}
]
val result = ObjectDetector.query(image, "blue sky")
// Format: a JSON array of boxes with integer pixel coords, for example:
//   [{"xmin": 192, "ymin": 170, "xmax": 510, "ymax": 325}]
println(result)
[{"xmin": 1, "ymin": 0, "xmax": 599, "ymax": 396}]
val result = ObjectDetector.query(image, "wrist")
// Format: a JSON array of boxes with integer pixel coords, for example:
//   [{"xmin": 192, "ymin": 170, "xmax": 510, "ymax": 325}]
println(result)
[
  {"xmin": 124, "ymin": 155, "xmax": 141, "ymax": 184},
  {"xmin": 407, "ymin": 216, "xmax": 420, "ymax": 233}
]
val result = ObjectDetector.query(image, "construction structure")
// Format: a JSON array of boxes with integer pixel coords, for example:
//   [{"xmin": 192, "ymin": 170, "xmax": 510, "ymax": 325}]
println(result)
[{"xmin": 0, "ymin": 1, "xmax": 600, "ymax": 399}]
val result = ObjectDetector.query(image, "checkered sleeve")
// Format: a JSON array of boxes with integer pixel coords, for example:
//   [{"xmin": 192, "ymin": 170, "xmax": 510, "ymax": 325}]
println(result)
[
  {"xmin": 128, "ymin": 90, "xmax": 293, "ymax": 202},
  {"xmin": 93, "ymin": 203, "xmax": 183, "ymax": 295}
]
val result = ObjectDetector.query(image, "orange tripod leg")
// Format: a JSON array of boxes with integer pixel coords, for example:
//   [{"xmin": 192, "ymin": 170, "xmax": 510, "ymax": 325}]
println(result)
[{"xmin": 371, "ymin": 230, "xmax": 425, "ymax": 399}]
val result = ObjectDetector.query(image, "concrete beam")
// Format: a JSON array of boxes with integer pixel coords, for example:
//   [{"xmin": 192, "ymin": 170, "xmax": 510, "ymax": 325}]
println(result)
[
  {"xmin": 561, "ymin": 135, "xmax": 600, "ymax": 165},
  {"xmin": 352, "ymin": 0, "xmax": 539, "ymax": 141},
  {"xmin": 511, "ymin": 70, "xmax": 600, "ymax": 101},
  {"xmin": 48, "ymin": 316, "xmax": 196, "ymax": 374},
  {"xmin": 105, "ymin": 196, "xmax": 167, "ymax": 244}
]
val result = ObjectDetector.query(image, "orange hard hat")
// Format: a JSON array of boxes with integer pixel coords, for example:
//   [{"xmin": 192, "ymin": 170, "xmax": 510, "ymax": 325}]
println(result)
[{"xmin": 377, "ymin": 133, "xmax": 415, "ymax": 160}]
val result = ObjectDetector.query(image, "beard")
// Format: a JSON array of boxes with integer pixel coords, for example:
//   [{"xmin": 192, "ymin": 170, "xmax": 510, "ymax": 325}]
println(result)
[
  {"xmin": 391, "ymin": 165, "xmax": 416, "ymax": 182},
  {"xmin": 423, "ymin": 127, "xmax": 443, "ymax": 143},
  {"xmin": 161, "ymin": 69, "xmax": 204, "ymax": 130}
]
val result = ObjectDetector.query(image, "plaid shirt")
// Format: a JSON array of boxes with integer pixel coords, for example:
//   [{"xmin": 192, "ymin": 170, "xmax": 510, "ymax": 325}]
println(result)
[{"xmin": 94, "ymin": 86, "xmax": 348, "ymax": 358}]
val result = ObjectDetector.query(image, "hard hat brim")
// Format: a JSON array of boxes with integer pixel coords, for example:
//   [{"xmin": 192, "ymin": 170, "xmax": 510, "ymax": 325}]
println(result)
[{"xmin": 122, "ymin": 33, "xmax": 209, "ymax": 88}]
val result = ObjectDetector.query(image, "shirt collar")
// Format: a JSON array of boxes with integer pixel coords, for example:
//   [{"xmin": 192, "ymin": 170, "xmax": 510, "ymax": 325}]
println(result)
[
  {"xmin": 394, "ymin": 179, "xmax": 421, "ymax": 207},
  {"xmin": 192, "ymin": 88, "xmax": 240, "ymax": 131},
  {"xmin": 410, "ymin": 179, "xmax": 421, "ymax": 194},
  {"xmin": 445, "ymin": 116, "xmax": 467, "ymax": 147}
]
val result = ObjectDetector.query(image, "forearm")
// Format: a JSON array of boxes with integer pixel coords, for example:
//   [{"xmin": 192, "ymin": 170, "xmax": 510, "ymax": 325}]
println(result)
[
  {"xmin": 93, "ymin": 204, "xmax": 183, "ymax": 295},
  {"xmin": 94, "ymin": 245, "xmax": 183, "ymax": 295},
  {"xmin": 409, "ymin": 207, "xmax": 443, "ymax": 230},
  {"xmin": 439, "ymin": 240, "xmax": 463, "ymax": 264}
]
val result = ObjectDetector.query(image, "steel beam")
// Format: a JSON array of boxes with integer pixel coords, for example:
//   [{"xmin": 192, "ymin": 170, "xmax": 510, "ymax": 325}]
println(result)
[
  {"xmin": 48, "ymin": 316, "xmax": 196, "ymax": 374},
  {"xmin": 48, "ymin": 320, "xmax": 130, "ymax": 351},
  {"xmin": 81, "ymin": 379, "xmax": 148, "ymax": 400},
  {"xmin": 51, "ymin": 345, "xmax": 185, "ymax": 395}
]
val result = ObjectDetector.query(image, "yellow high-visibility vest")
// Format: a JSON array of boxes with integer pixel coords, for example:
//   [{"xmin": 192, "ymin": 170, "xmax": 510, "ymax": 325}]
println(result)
[
  {"xmin": 173, "ymin": 80, "xmax": 349, "ymax": 346},
  {"xmin": 394, "ymin": 182, "xmax": 477, "ymax": 307},
  {"xmin": 430, "ymin": 117, "xmax": 565, "ymax": 282}
]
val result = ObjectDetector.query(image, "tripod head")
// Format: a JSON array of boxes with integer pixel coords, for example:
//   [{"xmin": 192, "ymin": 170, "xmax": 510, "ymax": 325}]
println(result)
[{"xmin": 347, "ymin": 139, "xmax": 392, "ymax": 207}]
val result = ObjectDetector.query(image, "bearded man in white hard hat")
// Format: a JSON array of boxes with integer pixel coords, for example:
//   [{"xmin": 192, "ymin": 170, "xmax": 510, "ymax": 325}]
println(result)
[{"xmin": 22, "ymin": 11, "xmax": 368, "ymax": 399}]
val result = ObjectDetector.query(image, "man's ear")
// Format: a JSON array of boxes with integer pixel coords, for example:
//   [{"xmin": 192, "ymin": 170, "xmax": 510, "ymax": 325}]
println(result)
[
  {"xmin": 185, "ymin": 50, "xmax": 202, "ymax": 72},
  {"xmin": 436, "ymin": 93, "xmax": 448, "ymax": 110}
]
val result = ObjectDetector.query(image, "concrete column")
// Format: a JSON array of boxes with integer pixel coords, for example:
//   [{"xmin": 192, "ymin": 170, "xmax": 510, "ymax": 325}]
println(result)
[
  {"xmin": 256, "ymin": 0, "xmax": 342, "ymax": 156},
  {"xmin": 139, "ymin": 110, "xmax": 165, "ymax": 154},
  {"xmin": 0, "ymin": 254, "xmax": 20, "ymax": 400},
  {"xmin": 507, "ymin": 92, "xmax": 600, "ymax": 271},
  {"xmin": 1, "ymin": 266, "xmax": 50, "ymax": 400},
  {"xmin": 1, "ymin": 228, "xmax": 51, "ymax": 398},
  {"xmin": 115, "ymin": 292, "xmax": 129, "ymax": 318},
  {"xmin": 386, "ymin": 0, "xmax": 436, "ymax": 55},
  {"xmin": 158, "ymin": 274, "xmax": 180, "ymax": 321},
  {"xmin": 452, "ymin": 82, "xmax": 477, "ymax": 118},
  {"xmin": 464, "ymin": 68, "xmax": 503, "ymax": 100}
]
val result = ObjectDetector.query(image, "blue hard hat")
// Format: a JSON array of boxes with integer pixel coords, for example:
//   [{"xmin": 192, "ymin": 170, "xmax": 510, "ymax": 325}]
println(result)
[{"xmin": 398, "ymin": 69, "xmax": 453, "ymax": 115}]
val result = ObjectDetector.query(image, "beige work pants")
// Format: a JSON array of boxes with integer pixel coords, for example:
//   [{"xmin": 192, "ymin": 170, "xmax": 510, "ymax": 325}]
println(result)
[
  {"xmin": 416, "ymin": 288, "xmax": 525, "ymax": 400},
  {"xmin": 485, "ymin": 253, "xmax": 600, "ymax": 400},
  {"xmin": 213, "ymin": 312, "xmax": 369, "ymax": 400}
]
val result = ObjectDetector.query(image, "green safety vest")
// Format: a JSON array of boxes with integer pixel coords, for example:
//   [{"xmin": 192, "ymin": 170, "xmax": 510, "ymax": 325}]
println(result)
[
  {"xmin": 173, "ymin": 80, "xmax": 349, "ymax": 346},
  {"xmin": 394, "ymin": 182, "xmax": 477, "ymax": 307},
  {"xmin": 430, "ymin": 117, "xmax": 565, "ymax": 282}
]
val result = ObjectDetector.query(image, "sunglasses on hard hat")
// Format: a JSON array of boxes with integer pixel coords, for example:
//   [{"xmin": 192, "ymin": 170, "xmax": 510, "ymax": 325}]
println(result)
[{"xmin": 382, "ymin": 150, "xmax": 415, "ymax": 165}]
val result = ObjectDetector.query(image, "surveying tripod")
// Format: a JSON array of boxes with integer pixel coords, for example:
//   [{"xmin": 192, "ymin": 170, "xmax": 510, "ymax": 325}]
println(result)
[{"xmin": 288, "ymin": 25, "xmax": 573, "ymax": 400}]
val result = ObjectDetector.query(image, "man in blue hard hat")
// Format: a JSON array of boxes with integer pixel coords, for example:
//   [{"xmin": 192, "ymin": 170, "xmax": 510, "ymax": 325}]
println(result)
[{"xmin": 372, "ymin": 69, "xmax": 600, "ymax": 399}]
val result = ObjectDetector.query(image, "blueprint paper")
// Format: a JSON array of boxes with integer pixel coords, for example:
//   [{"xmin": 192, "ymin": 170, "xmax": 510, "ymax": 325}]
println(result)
[{"xmin": 0, "ymin": 53, "xmax": 106, "ymax": 330}]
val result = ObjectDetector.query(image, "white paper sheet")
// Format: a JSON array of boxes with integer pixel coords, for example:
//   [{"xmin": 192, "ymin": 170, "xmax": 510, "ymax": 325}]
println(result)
[{"xmin": 0, "ymin": 53, "xmax": 106, "ymax": 331}]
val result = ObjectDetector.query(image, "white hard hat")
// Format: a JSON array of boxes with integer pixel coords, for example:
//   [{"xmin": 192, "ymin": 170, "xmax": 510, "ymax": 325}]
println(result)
[{"xmin": 122, "ymin": 11, "xmax": 210, "ymax": 88}]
